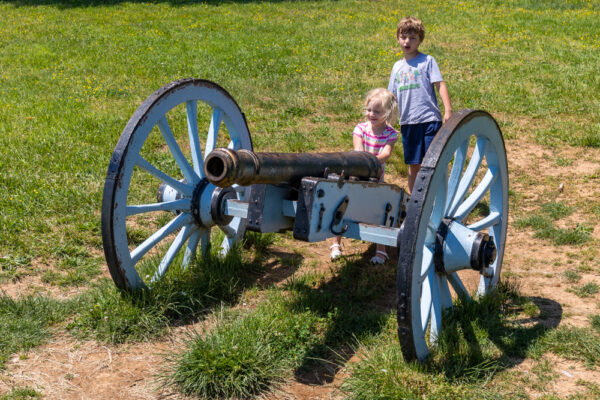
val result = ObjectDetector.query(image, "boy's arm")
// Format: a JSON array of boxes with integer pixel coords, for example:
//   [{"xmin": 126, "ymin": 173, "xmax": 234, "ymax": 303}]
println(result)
[{"xmin": 434, "ymin": 81, "xmax": 453, "ymax": 123}]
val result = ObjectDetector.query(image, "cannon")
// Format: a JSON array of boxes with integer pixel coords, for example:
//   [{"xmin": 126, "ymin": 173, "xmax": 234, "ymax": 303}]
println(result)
[{"xmin": 101, "ymin": 79, "xmax": 508, "ymax": 362}]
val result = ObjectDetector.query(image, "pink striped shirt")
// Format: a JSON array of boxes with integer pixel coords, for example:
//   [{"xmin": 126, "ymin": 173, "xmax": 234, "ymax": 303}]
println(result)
[{"xmin": 352, "ymin": 122, "xmax": 398, "ymax": 177}]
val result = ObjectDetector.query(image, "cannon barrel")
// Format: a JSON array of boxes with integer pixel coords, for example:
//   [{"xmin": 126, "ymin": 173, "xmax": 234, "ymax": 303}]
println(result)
[{"xmin": 204, "ymin": 148, "xmax": 382, "ymax": 187}]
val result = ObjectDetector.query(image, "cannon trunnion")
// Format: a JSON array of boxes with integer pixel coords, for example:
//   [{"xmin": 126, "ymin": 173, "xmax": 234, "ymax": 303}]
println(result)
[{"xmin": 102, "ymin": 79, "xmax": 508, "ymax": 362}]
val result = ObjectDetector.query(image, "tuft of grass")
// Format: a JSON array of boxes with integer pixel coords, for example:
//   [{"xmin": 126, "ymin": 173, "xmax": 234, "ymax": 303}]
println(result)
[
  {"xmin": 516, "ymin": 202, "xmax": 591, "ymax": 245},
  {"xmin": 343, "ymin": 278, "xmax": 543, "ymax": 399},
  {"xmin": 592, "ymin": 203, "xmax": 600, "ymax": 217},
  {"xmin": 515, "ymin": 214, "xmax": 553, "ymax": 230},
  {"xmin": 164, "ymin": 255, "xmax": 395, "ymax": 399},
  {"xmin": 342, "ymin": 337, "xmax": 482, "ymax": 400},
  {"xmin": 547, "ymin": 224, "xmax": 593, "ymax": 246},
  {"xmin": 518, "ymin": 214, "xmax": 592, "ymax": 245},
  {"xmin": 568, "ymin": 282, "xmax": 599, "ymax": 298},
  {"xmin": 591, "ymin": 315, "xmax": 600, "ymax": 333},
  {"xmin": 0, "ymin": 387, "xmax": 41, "ymax": 400},
  {"xmin": 541, "ymin": 326, "xmax": 600, "ymax": 366},
  {"xmin": 554, "ymin": 157, "xmax": 573, "ymax": 167},
  {"xmin": 163, "ymin": 293, "xmax": 326, "ymax": 399},
  {"xmin": 68, "ymin": 245, "xmax": 256, "ymax": 344},
  {"xmin": 563, "ymin": 270, "xmax": 582, "ymax": 283},
  {"xmin": 541, "ymin": 202, "xmax": 573, "ymax": 220},
  {"xmin": 0, "ymin": 294, "xmax": 72, "ymax": 368},
  {"xmin": 243, "ymin": 232, "xmax": 276, "ymax": 259}
]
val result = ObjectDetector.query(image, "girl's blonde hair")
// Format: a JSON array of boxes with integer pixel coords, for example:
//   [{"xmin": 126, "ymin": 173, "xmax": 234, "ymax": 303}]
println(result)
[{"xmin": 364, "ymin": 88, "xmax": 399, "ymax": 126}]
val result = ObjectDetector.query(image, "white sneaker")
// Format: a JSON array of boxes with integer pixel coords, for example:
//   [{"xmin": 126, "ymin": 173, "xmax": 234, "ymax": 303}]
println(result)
[
  {"xmin": 370, "ymin": 250, "xmax": 388, "ymax": 265},
  {"xmin": 330, "ymin": 244, "xmax": 342, "ymax": 260}
]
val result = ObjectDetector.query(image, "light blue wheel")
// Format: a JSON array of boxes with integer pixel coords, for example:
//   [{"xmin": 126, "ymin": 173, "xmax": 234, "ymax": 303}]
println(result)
[
  {"xmin": 102, "ymin": 79, "xmax": 252, "ymax": 290},
  {"xmin": 397, "ymin": 110, "xmax": 509, "ymax": 361}
]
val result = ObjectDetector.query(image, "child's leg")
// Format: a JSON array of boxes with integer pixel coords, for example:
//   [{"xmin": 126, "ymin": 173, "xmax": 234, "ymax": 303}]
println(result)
[
  {"xmin": 407, "ymin": 164, "xmax": 421, "ymax": 194},
  {"xmin": 330, "ymin": 236, "xmax": 342, "ymax": 260},
  {"xmin": 370, "ymin": 244, "xmax": 388, "ymax": 264}
]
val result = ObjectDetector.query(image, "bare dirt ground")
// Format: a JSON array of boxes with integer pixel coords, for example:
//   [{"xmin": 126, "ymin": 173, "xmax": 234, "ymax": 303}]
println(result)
[{"xmin": 1, "ymin": 135, "xmax": 600, "ymax": 399}]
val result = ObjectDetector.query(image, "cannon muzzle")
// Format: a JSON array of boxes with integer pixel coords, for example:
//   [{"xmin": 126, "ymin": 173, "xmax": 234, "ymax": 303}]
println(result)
[{"xmin": 204, "ymin": 148, "xmax": 382, "ymax": 187}]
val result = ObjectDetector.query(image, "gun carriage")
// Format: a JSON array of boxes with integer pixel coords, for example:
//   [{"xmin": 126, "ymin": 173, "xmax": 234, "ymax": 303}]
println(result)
[{"xmin": 101, "ymin": 79, "xmax": 508, "ymax": 362}]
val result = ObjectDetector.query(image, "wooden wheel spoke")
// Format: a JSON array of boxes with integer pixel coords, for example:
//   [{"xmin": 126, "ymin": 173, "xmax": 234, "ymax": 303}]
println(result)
[
  {"xmin": 420, "ymin": 273, "xmax": 433, "ymax": 332},
  {"xmin": 424, "ymin": 168, "xmax": 449, "ymax": 244},
  {"xmin": 420, "ymin": 245, "xmax": 434, "ymax": 281},
  {"xmin": 204, "ymin": 108, "xmax": 222, "ymax": 155},
  {"xmin": 135, "ymin": 156, "xmax": 193, "ymax": 197},
  {"xmin": 467, "ymin": 211, "xmax": 501, "ymax": 231},
  {"xmin": 454, "ymin": 167, "xmax": 497, "ymax": 221},
  {"xmin": 444, "ymin": 138, "xmax": 469, "ymax": 213},
  {"xmin": 447, "ymin": 137, "xmax": 487, "ymax": 217},
  {"xmin": 152, "ymin": 224, "xmax": 197, "ymax": 282},
  {"xmin": 430, "ymin": 273, "xmax": 453, "ymax": 343},
  {"xmin": 220, "ymin": 224, "xmax": 236, "ymax": 238},
  {"xmin": 200, "ymin": 228, "xmax": 210, "ymax": 257},
  {"xmin": 429, "ymin": 274, "xmax": 443, "ymax": 342},
  {"xmin": 186, "ymin": 100, "xmax": 204, "ymax": 178},
  {"xmin": 157, "ymin": 117, "xmax": 199, "ymax": 185},
  {"xmin": 448, "ymin": 272, "xmax": 471, "ymax": 300},
  {"xmin": 126, "ymin": 198, "xmax": 191, "ymax": 216},
  {"xmin": 130, "ymin": 213, "xmax": 193, "ymax": 264},
  {"xmin": 182, "ymin": 228, "xmax": 202, "ymax": 269}
]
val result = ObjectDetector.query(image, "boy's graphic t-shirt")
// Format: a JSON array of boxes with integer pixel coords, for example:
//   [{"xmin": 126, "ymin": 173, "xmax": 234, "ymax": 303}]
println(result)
[
  {"xmin": 352, "ymin": 122, "xmax": 398, "ymax": 177},
  {"xmin": 388, "ymin": 53, "xmax": 443, "ymax": 125}
]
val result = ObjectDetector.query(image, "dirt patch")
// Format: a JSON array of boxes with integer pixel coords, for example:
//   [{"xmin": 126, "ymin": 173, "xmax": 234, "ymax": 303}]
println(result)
[{"xmin": 0, "ymin": 334, "xmax": 190, "ymax": 400}]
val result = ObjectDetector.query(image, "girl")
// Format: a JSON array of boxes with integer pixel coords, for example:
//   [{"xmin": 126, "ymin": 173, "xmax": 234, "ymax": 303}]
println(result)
[{"xmin": 330, "ymin": 88, "xmax": 399, "ymax": 264}]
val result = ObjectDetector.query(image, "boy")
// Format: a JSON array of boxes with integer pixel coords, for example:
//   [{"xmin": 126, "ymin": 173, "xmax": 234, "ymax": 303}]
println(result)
[{"xmin": 388, "ymin": 16, "xmax": 452, "ymax": 193}]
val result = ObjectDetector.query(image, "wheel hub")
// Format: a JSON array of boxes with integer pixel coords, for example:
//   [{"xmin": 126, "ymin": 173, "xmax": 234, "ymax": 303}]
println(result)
[
  {"xmin": 157, "ymin": 178, "xmax": 235, "ymax": 228},
  {"xmin": 470, "ymin": 232, "xmax": 497, "ymax": 271},
  {"xmin": 434, "ymin": 218, "xmax": 497, "ymax": 275}
]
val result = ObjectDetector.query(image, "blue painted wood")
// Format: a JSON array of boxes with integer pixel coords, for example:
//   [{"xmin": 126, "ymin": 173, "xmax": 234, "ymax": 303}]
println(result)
[{"xmin": 102, "ymin": 79, "xmax": 252, "ymax": 290}]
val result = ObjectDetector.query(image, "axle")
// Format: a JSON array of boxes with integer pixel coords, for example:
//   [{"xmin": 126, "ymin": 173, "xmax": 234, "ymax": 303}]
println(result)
[{"xmin": 204, "ymin": 148, "xmax": 382, "ymax": 187}]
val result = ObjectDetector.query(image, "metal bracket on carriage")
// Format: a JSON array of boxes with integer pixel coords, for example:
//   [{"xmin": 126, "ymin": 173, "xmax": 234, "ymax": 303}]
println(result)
[{"xmin": 330, "ymin": 195, "xmax": 350, "ymax": 235}]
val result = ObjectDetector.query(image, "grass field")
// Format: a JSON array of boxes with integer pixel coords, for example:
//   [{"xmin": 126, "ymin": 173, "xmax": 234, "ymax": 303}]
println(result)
[{"xmin": 1, "ymin": 0, "xmax": 600, "ymax": 398}]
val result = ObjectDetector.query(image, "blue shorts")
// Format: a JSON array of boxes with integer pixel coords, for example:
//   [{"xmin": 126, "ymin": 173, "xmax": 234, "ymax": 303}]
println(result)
[{"xmin": 401, "ymin": 121, "xmax": 442, "ymax": 165}]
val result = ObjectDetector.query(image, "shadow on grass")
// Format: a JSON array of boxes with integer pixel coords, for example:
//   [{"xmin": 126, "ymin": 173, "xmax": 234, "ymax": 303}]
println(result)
[
  {"xmin": 286, "ymin": 243, "xmax": 397, "ymax": 384},
  {"xmin": 428, "ymin": 284, "xmax": 563, "ymax": 381},
  {"xmin": 5, "ymin": 0, "xmax": 325, "ymax": 8},
  {"xmin": 70, "ymin": 233, "xmax": 304, "ymax": 344},
  {"xmin": 287, "ymin": 251, "xmax": 563, "ymax": 386}
]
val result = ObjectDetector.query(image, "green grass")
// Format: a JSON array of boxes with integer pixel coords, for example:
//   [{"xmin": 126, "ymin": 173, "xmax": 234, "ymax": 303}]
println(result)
[
  {"xmin": 516, "ymin": 202, "xmax": 592, "ymax": 246},
  {"xmin": 0, "ymin": 387, "xmax": 41, "ymax": 400},
  {"xmin": 0, "ymin": 295, "xmax": 73, "ymax": 368},
  {"xmin": 163, "ymin": 293, "xmax": 327, "ymax": 399},
  {"xmin": 68, "ymin": 240, "xmax": 263, "ymax": 344},
  {"xmin": 164, "ymin": 255, "xmax": 395, "ymax": 398},
  {"xmin": 592, "ymin": 315, "xmax": 600, "ymax": 333},
  {"xmin": 563, "ymin": 270, "xmax": 582, "ymax": 283},
  {"xmin": 568, "ymin": 282, "xmax": 599, "ymax": 298},
  {"xmin": 1, "ymin": 0, "xmax": 599, "ymax": 276},
  {"xmin": 342, "ymin": 280, "xmax": 543, "ymax": 399},
  {"xmin": 541, "ymin": 326, "xmax": 600, "ymax": 367},
  {"xmin": 1, "ymin": 0, "xmax": 600, "ymax": 398},
  {"xmin": 0, "ymin": 237, "xmax": 264, "ymax": 368}
]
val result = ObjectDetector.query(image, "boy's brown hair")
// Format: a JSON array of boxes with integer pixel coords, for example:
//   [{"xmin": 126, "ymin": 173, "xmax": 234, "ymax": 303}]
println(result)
[{"xmin": 396, "ymin": 16, "xmax": 425, "ymax": 41}]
